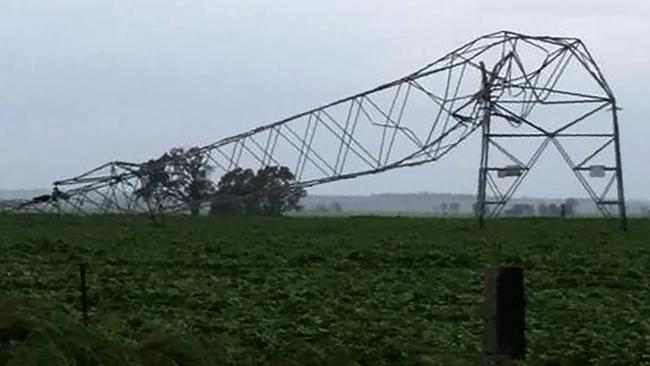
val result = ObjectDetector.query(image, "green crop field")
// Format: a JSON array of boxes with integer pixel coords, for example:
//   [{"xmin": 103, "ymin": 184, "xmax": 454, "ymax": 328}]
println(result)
[{"xmin": 0, "ymin": 214, "xmax": 649, "ymax": 365}]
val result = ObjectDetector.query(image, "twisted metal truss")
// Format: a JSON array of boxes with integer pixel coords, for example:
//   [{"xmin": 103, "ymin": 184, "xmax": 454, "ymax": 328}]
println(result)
[{"xmin": 6, "ymin": 31, "xmax": 627, "ymax": 228}]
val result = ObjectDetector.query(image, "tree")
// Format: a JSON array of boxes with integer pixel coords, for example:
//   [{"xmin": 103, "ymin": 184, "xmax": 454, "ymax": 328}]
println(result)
[
  {"xmin": 209, "ymin": 168, "xmax": 252, "ymax": 216},
  {"xmin": 548, "ymin": 203, "xmax": 561, "ymax": 216},
  {"xmin": 505, "ymin": 203, "xmax": 535, "ymax": 216},
  {"xmin": 135, "ymin": 155, "xmax": 173, "ymax": 211},
  {"xmin": 523, "ymin": 203, "xmax": 535, "ymax": 216},
  {"xmin": 210, "ymin": 165, "xmax": 306, "ymax": 216},
  {"xmin": 564, "ymin": 198, "xmax": 579, "ymax": 217},
  {"xmin": 135, "ymin": 147, "xmax": 214, "ymax": 215},
  {"xmin": 330, "ymin": 201, "xmax": 343, "ymax": 213},
  {"xmin": 312, "ymin": 203, "xmax": 330, "ymax": 213},
  {"xmin": 169, "ymin": 147, "xmax": 215, "ymax": 215},
  {"xmin": 537, "ymin": 203, "xmax": 548, "ymax": 216}
]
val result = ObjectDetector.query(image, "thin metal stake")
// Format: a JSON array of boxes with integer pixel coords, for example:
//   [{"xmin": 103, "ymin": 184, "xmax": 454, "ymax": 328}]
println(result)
[{"xmin": 79, "ymin": 262, "xmax": 89, "ymax": 326}]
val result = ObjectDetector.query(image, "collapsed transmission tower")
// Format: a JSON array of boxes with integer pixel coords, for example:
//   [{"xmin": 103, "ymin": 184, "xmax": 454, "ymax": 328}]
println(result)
[{"xmin": 9, "ymin": 31, "xmax": 627, "ymax": 229}]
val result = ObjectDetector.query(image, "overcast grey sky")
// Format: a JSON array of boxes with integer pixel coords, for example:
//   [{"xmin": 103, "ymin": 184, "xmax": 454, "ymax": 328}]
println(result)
[{"xmin": 0, "ymin": 0, "xmax": 648, "ymax": 199}]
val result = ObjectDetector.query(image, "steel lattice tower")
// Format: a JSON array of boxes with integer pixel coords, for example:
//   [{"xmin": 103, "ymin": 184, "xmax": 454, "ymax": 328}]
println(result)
[{"xmin": 5, "ymin": 31, "xmax": 627, "ymax": 229}]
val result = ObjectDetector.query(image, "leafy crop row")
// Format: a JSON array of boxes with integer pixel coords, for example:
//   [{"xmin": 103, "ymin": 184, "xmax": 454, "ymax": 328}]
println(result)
[{"xmin": 0, "ymin": 214, "xmax": 649, "ymax": 365}]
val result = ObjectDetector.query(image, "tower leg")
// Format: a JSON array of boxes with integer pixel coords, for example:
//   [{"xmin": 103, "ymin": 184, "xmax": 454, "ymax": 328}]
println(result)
[
  {"xmin": 612, "ymin": 105, "xmax": 627, "ymax": 231},
  {"xmin": 476, "ymin": 62, "xmax": 492, "ymax": 229},
  {"xmin": 477, "ymin": 117, "xmax": 491, "ymax": 228}
]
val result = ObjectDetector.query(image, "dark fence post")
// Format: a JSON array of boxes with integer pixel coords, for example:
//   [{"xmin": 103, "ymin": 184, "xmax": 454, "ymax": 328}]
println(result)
[
  {"xmin": 483, "ymin": 266, "xmax": 526, "ymax": 362},
  {"xmin": 79, "ymin": 262, "xmax": 89, "ymax": 326}
]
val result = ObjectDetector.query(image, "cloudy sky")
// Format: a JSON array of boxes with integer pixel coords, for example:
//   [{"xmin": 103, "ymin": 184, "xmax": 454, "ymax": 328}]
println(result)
[{"xmin": 0, "ymin": 0, "xmax": 648, "ymax": 199}]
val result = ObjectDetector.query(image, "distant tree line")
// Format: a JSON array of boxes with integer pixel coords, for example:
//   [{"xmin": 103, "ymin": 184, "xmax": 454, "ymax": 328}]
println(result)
[
  {"xmin": 134, "ymin": 146, "xmax": 306, "ymax": 216},
  {"xmin": 307, "ymin": 202, "xmax": 343, "ymax": 214},
  {"xmin": 537, "ymin": 198, "xmax": 579, "ymax": 217},
  {"xmin": 460, "ymin": 198, "xmax": 581, "ymax": 217},
  {"xmin": 440, "ymin": 202, "xmax": 461, "ymax": 215}
]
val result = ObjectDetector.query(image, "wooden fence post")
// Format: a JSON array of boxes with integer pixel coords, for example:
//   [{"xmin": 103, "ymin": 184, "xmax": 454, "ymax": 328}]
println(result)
[
  {"xmin": 79, "ymin": 262, "xmax": 89, "ymax": 326},
  {"xmin": 483, "ymin": 266, "xmax": 526, "ymax": 361}
]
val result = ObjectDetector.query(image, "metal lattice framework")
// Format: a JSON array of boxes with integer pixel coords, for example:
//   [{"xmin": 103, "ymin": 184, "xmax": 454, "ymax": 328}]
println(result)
[{"xmin": 7, "ymin": 31, "xmax": 627, "ymax": 228}]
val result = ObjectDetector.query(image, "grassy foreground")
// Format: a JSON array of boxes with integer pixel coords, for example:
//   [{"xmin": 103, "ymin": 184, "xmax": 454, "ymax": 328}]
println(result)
[{"xmin": 0, "ymin": 214, "xmax": 649, "ymax": 365}]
